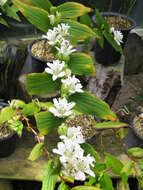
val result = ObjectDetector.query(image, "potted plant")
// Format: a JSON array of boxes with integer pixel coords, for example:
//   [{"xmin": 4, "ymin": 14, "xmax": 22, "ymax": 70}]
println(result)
[
  {"xmin": 0, "ymin": 100, "xmax": 24, "ymax": 157},
  {"xmin": 14, "ymin": 0, "xmax": 96, "ymax": 74},
  {"xmin": 1, "ymin": 0, "xmax": 143, "ymax": 189},
  {"xmin": 92, "ymin": 10, "xmax": 136, "ymax": 66}
]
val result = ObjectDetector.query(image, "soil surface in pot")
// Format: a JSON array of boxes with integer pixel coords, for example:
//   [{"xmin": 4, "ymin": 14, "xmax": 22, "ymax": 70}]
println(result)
[
  {"xmin": 31, "ymin": 40, "xmax": 54, "ymax": 62},
  {"xmin": 0, "ymin": 125, "xmax": 13, "ymax": 139},
  {"xmin": 104, "ymin": 16, "xmax": 131, "ymax": 30},
  {"xmin": 133, "ymin": 113, "xmax": 143, "ymax": 140},
  {"xmin": 65, "ymin": 114, "xmax": 97, "ymax": 140}
]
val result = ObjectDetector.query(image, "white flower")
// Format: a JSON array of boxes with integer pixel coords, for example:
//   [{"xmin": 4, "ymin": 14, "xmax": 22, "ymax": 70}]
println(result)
[
  {"xmin": 42, "ymin": 28, "xmax": 62, "ymax": 46},
  {"xmin": 53, "ymin": 124, "xmax": 95, "ymax": 181},
  {"xmin": 62, "ymin": 75, "xmax": 83, "ymax": 95},
  {"xmin": 110, "ymin": 27, "xmax": 123, "ymax": 46},
  {"xmin": 62, "ymin": 153, "xmax": 95, "ymax": 181},
  {"xmin": 0, "ymin": 0, "xmax": 7, "ymax": 6},
  {"xmin": 45, "ymin": 60, "xmax": 66, "ymax": 81},
  {"xmin": 57, "ymin": 23, "xmax": 70, "ymax": 36},
  {"xmin": 56, "ymin": 39, "xmax": 76, "ymax": 57},
  {"xmin": 75, "ymin": 155, "xmax": 95, "ymax": 180},
  {"xmin": 49, "ymin": 98, "xmax": 75, "ymax": 118},
  {"xmin": 53, "ymin": 140, "xmax": 83, "ymax": 163},
  {"xmin": 60, "ymin": 126, "xmax": 85, "ymax": 144}
]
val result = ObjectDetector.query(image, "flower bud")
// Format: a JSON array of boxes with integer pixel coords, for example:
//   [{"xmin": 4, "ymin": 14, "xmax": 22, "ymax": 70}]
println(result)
[
  {"xmin": 48, "ymin": 14, "xmax": 56, "ymax": 25},
  {"xmin": 58, "ymin": 123, "xmax": 68, "ymax": 136}
]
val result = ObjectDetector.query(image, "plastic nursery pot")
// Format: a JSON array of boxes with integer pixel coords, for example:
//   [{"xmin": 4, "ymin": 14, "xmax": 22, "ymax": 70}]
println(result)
[
  {"xmin": 93, "ymin": 12, "xmax": 136, "ymax": 66},
  {"xmin": 0, "ymin": 102, "xmax": 17, "ymax": 158},
  {"xmin": 21, "ymin": 39, "xmax": 48, "ymax": 75}
]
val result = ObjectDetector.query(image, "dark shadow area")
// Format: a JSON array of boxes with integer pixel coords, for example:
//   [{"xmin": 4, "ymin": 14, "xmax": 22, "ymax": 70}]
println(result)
[{"xmin": 12, "ymin": 180, "xmax": 42, "ymax": 190}]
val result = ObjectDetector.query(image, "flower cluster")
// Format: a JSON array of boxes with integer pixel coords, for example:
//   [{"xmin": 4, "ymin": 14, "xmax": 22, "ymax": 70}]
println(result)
[
  {"xmin": 110, "ymin": 27, "xmax": 123, "ymax": 46},
  {"xmin": 43, "ymin": 23, "xmax": 76, "ymax": 57},
  {"xmin": 53, "ymin": 126, "xmax": 95, "ymax": 181},
  {"xmin": 44, "ymin": 23, "xmax": 84, "ymax": 118}
]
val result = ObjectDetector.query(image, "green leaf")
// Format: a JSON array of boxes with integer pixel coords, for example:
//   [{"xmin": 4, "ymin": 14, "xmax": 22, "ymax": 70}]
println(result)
[
  {"xmin": 128, "ymin": 147, "xmax": 143, "ymax": 159},
  {"xmin": 95, "ymin": 10, "xmax": 110, "ymax": 31},
  {"xmin": 60, "ymin": 174, "xmax": 74, "ymax": 184},
  {"xmin": 52, "ymin": 157, "xmax": 62, "ymax": 175},
  {"xmin": 42, "ymin": 160, "xmax": 58, "ymax": 190},
  {"xmin": 103, "ymin": 30, "xmax": 123, "ymax": 54},
  {"xmin": 13, "ymin": 0, "xmax": 51, "ymax": 32},
  {"xmin": 80, "ymin": 14, "xmax": 93, "ymax": 28},
  {"xmin": 8, "ymin": 120, "xmax": 23, "ymax": 137},
  {"xmin": 84, "ymin": 177, "xmax": 96, "ymax": 186},
  {"xmin": 100, "ymin": 173, "xmax": 114, "ymax": 190},
  {"xmin": 138, "ymin": 160, "xmax": 143, "ymax": 171},
  {"xmin": 58, "ymin": 182, "xmax": 69, "ymax": 190},
  {"xmin": 94, "ymin": 28, "xmax": 104, "ymax": 48},
  {"xmin": 5, "ymin": 4, "xmax": 20, "ymax": 21},
  {"xmin": 27, "ymin": 72, "xmax": 61, "ymax": 96},
  {"xmin": 22, "ymin": 101, "xmax": 40, "ymax": 117},
  {"xmin": 104, "ymin": 153, "xmax": 124, "ymax": 175},
  {"xmin": 0, "ymin": 107, "xmax": 17, "ymax": 124},
  {"xmin": 57, "ymin": 2, "xmax": 91, "ymax": 19},
  {"xmin": 81, "ymin": 143, "xmax": 101, "ymax": 162},
  {"xmin": 29, "ymin": 143, "xmax": 43, "ymax": 161},
  {"xmin": 40, "ymin": 102, "xmax": 53, "ymax": 111},
  {"xmin": 69, "ymin": 53, "xmax": 96, "ymax": 76},
  {"xmin": 94, "ymin": 122, "xmax": 128, "ymax": 130},
  {"xmin": 71, "ymin": 186, "xmax": 101, "ymax": 190},
  {"xmin": 19, "ymin": 0, "xmax": 52, "ymax": 12},
  {"xmin": 35, "ymin": 111, "xmax": 64, "ymax": 135},
  {"xmin": 116, "ymin": 128, "xmax": 128, "ymax": 140},
  {"xmin": 0, "ymin": 17, "xmax": 8, "ymax": 26},
  {"xmin": 62, "ymin": 19, "xmax": 97, "ymax": 40},
  {"xmin": 68, "ymin": 92, "xmax": 117, "ymax": 121},
  {"xmin": 94, "ymin": 163, "xmax": 106, "ymax": 174},
  {"xmin": 121, "ymin": 161, "xmax": 133, "ymax": 187}
]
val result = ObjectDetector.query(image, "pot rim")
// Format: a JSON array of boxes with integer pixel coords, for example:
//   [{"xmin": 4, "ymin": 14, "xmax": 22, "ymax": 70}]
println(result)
[
  {"xmin": 0, "ymin": 131, "xmax": 16, "ymax": 142},
  {"xmin": 93, "ymin": 11, "xmax": 136, "ymax": 31},
  {"xmin": 28, "ymin": 39, "xmax": 52, "ymax": 63}
]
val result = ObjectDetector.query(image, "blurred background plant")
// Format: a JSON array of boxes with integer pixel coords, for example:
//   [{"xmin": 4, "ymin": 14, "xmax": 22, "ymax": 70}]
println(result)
[{"xmin": 0, "ymin": 0, "xmax": 20, "ymax": 26}]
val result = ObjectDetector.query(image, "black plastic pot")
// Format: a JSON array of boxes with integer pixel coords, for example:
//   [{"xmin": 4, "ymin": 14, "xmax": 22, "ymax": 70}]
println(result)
[
  {"xmin": 0, "ymin": 133, "xmax": 17, "ymax": 158},
  {"xmin": 0, "ymin": 102, "xmax": 17, "ymax": 158},
  {"xmin": 21, "ymin": 40, "xmax": 48, "ymax": 75},
  {"xmin": 93, "ymin": 12, "xmax": 136, "ymax": 66}
]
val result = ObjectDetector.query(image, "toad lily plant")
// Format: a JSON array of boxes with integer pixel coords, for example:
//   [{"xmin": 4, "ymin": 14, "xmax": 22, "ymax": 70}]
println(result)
[{"xmin": 1, "ymin": 0, "xmax": 142, "ymax": 189}]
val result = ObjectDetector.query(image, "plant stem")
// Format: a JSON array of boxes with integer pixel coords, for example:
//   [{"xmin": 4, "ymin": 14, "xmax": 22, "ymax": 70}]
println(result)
[
  {"xmin": 108, "ymin": 0, "xmax": 112, "ymax": 12},
  {"xmin": 23, "ymin": 116, "xmax": 51, "ymax": 160}
]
